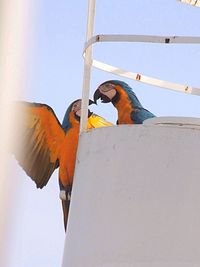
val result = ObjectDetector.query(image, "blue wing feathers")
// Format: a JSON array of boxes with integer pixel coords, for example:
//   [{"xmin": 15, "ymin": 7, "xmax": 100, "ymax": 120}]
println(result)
[
  {"xmin": 131, "ymin": 109, "xmax": 155, "ymax": 124},
  {"xmin": 111, "ymin": 80, "xmax": 156, "ymax": 123}
]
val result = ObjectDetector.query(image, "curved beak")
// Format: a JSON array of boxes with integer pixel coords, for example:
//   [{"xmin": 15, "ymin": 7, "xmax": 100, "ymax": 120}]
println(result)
[
  {"xmin": 89, "ymin": 99, "xmax": 95, "ymax": 105},
  {"xmin": 93, "ymin": 88, "xmax": 101, "ymax": 104},
  {"xmin": 93, "ymin": 88, "xmax": 111, "ymax": 104},
  {"xmin": 88, "ymin": 99, "xmax": 95, "ymax": 117}
]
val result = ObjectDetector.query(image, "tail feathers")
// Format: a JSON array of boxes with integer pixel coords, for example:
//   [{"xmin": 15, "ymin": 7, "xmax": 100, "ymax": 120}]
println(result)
[
  {"xmin": 61, "ymin": 199, "xmax": 70, "ymax": 231},
  {"xmin": 59, "ymin": 182, "xmax": 72, "ymax": 231}
]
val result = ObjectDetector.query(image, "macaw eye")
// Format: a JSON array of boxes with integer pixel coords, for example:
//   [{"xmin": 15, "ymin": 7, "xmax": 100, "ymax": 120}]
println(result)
[
  {"xmin": 72, "ymin": 100, "xmax": 82, "ymax": 112},
  {"xmin": 99, "ymin": 83, "xmax": 115, "ymax": 93}
]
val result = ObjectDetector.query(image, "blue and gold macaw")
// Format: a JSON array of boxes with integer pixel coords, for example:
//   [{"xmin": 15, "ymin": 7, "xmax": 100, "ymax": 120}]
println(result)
[
  {"xmin": 14, "ymin": 99, "xmax": 112, "ymax": 231},
  {"xmin": 93, "ymin": 80, "xmax": 155, "ymax": 124}
]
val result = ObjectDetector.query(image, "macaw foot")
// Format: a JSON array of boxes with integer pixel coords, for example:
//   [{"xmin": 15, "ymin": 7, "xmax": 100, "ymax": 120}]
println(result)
[
  {"xmin": 59, "ymin": 186, "xmax": 72, "ymax": 201},
  {"xmin": 59, "ymin": 190, "xmax": 66, "ymax": 201},
  {"xmin": 67, "ymin": 191, "xmax": 71, "ymax": 201}
]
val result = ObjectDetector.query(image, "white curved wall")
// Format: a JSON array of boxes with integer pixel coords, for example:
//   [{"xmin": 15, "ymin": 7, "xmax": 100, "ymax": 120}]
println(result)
[{"xmin": 62, "ymin": 117, "xmax": 200, "ymax": 267}]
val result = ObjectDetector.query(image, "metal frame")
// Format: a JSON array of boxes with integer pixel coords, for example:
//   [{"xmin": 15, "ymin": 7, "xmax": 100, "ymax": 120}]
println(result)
[
  {"xmin": 80, "ymin": 0, "xmax": 96, "ymax": 133},
  {"xmin": 178, "ymin": 0, "xmax": 200, "ymax": 7},
  {"xmin": 80, "ymin": 0, "xmax": 200, "ymax": 133}
]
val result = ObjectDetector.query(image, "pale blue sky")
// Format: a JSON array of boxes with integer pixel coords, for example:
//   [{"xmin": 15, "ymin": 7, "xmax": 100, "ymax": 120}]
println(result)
[{"xmin": 10, "ymin": 1, "xmax": 200, "ymax": 266}]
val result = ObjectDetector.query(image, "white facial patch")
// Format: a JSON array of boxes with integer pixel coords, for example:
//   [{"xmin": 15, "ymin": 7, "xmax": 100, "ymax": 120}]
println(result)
[
  {"xmin": 72, "ymin": 100, "xmax": 81, "ymax": 113},
  {"xmin": 99, "ymin": 83, "xmax": 116, "ymax": 93},
  {"xmin": 99, "ymin": 83, "xmax": 117, "ymax": 100}
]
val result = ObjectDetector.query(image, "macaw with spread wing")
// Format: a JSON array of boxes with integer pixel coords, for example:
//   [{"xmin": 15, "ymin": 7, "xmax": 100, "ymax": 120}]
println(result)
[
  {"xmin": 93, "ymin": 80, "xmax": 155, "ymax": 124},
  {"xmin": 14, "ymin": 99, "xmax": 113, "ymax": 231}
]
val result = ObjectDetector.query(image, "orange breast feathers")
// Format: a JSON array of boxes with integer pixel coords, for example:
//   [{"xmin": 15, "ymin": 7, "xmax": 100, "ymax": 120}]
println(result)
[
  {"xmin": 114, "ymin": 85, "xmax": 134, "ymax": 124},
  {"xmin": 58, "ymin": 112, "xmax": 80, "ymax": 187}
]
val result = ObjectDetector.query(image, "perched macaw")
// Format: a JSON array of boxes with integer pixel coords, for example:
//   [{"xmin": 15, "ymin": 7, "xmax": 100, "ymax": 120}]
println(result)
[
  {"xmin": 93, "ymin": 80, "xmax": 155, "ymax": 124},
  {"xmin": 14, "ymin": 99, "xmax": 113, "ymax": 231}
]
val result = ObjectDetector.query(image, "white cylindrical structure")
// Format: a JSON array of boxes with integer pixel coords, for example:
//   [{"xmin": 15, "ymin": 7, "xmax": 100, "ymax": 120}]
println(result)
[
  {"xmin": 62, "ymin": 117, "xmax": 200, "ymax": 267},
  {"xmin": 0, "ymin": 1, "xmax": 34, "ymax": 266}
]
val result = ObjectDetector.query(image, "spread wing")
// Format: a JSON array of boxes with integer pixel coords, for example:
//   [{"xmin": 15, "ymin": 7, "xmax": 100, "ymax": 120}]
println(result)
[
  {"xmin": 87, "ymin": 114, "xmax": 113, "ymax": 129},
  {"xmin": 14, "ymin": 102, "xmax": 65, "ymax": 188}
]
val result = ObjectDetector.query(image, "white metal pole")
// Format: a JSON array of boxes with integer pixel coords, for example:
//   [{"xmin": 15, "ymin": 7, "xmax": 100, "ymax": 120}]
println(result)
[{"xmin": 80, "ymin": 0, "xmax": 96, "ymax": 133}]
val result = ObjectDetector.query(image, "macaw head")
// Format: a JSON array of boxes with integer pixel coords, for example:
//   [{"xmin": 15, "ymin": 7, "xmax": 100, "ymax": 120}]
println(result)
[
  {"xmin": 93, "ymin": 80, "xmax": 131, "ymax": 104},
  {"xmin": 62, "ymin": 99, "xmax": 94, "ymax": 132}
]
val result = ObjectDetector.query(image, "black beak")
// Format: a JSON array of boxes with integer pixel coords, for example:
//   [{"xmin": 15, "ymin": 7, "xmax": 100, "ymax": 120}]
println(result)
[
  {"xmin": 93, "ymin": 88, "xmax": 101, "ymax": 104},
  {"xmin": 89, "ymin": 99, "xmax": 95, "ymax": 105},
  {"xmin": 88, "ymin": 99, "xmax": 95, "ymax": 117},
  {"xmin": 95, "ymin": 88, "xmax": 112, "ymax": 103},
  {"xmin": 93, "ymin": 88, "xmax": 111, "ymax": 104}
]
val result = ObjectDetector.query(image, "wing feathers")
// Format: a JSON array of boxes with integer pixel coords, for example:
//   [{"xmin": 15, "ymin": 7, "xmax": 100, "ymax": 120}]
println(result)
[{"xmin": 14, "ymin": 102, "xmax": 65, "ymax": 188}]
